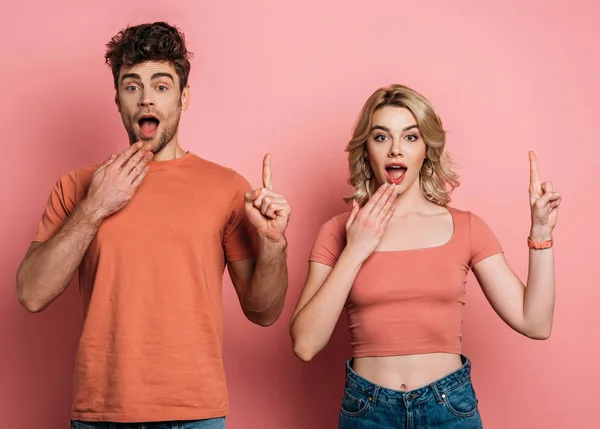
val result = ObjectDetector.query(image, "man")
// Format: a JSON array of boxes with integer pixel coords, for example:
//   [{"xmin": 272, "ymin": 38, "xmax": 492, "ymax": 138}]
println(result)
[{"xmin": 16, "ymin": 22, "xmax": 290, "ymax": 429}]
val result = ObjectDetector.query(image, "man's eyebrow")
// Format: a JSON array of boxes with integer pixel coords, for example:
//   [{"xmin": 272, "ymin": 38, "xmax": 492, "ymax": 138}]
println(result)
[
  {"xmin": 121, "ymin": 73, "xmax": 141, "ymax": 82},
  {"xmin": 151, "ymin": 72, "xmax": 174, "ymax": 82}
]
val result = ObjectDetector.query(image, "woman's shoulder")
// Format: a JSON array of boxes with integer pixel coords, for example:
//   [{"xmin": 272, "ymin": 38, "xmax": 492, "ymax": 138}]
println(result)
[
  {"xmin": 447, "ymin": 205, "xmax": 490, "ymax": 221},
  {"xmin": 316, "ymin": 211, "xmax": 350, "ymax": 235},
  {"xmin": 446, "ymin": 205, "xmax": 497, "ymax": 238},
  {"xmin": 308, "ymin": 211, "xmax": 352, "ymax": 264},
  {"xmin": 446, "ymin": 205, "xmax": 478, "ymax": 222},
  {"xmin": 328, "ymin": 211, "xmax": 352, "ymax": 227}
]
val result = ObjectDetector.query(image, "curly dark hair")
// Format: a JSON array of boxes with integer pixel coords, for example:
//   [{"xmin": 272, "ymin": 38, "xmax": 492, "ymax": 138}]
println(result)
[{"xmin": 105, "ymin": 22, "xmax": 193, "ymax": 92}]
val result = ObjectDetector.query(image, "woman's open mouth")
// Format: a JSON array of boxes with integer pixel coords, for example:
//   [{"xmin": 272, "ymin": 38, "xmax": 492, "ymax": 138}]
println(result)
[{"xmin": 385, "ymin": 163, "xmax": 407, "ymax": 184}]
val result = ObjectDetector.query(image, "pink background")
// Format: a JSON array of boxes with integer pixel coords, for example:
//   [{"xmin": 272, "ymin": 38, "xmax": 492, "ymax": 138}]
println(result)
[{"xmin": 1, "ymin": 1, "xmax": 598, "ymax": 428}]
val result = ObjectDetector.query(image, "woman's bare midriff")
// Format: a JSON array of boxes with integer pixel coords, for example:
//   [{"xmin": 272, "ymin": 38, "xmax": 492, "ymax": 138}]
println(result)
[{"xmin": 352, "ymin": 353, "xmax": 463, "ymax": 391}]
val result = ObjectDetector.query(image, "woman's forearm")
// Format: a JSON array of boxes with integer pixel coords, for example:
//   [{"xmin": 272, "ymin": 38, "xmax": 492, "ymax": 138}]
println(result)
[{"xmin": 523, "ymin": 227, "xmax": 556, "ymax": 339}]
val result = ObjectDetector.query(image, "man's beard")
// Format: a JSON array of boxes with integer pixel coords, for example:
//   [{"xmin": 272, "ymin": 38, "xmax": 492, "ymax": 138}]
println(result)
[{"xmin": 124, "ymin": 108, "xmax": 182, "ymax": 154}]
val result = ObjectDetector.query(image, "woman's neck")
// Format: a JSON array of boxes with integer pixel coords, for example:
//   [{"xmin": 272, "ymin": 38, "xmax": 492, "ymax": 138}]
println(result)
[{"xmin": 390, "ymin": 180, "xmax": 440, "ymax": 216}]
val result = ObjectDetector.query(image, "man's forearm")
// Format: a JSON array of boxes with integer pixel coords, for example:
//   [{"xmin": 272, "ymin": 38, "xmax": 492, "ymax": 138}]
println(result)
[
  {"xmin": 16, "ymin": 199, "xmax": 103, "ymax": 312},
  {"xmin": 242, "ymin": 236, "xmax": 288, "ymax": 326}
]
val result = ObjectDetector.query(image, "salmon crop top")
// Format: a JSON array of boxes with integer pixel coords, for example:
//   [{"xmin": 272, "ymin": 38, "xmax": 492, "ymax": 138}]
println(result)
[{"xmin": 308, "ymin": 206, "xmax": 503, "ymax": 358}]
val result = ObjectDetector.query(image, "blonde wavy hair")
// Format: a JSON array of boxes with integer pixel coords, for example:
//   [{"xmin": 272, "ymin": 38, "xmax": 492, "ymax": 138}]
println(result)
[{"xmin": 345, "ymin": 84, "xmax": 460, "ymax": 206}]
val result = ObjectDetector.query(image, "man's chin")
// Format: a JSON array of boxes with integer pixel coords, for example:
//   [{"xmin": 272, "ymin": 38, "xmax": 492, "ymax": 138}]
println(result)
[
  {"xmin": 136, "ymin": 131, "xmax": 156, "ymax": 142},
  {"xmin": 129, "ymin": 127, "xmax": 169, "ymax": 153},
  {"xmin": 134, "ymin": 134, "xmax": 158, "ymax": 148},
  {"xmin": 144, "ymin": 140, "xmax": 159, "ymax": 153}
]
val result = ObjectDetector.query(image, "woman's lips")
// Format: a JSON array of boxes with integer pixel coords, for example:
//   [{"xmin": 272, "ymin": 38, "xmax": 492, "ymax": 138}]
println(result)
[{"xmin": 385, "ymin": 166, "xmax": 407, "ymax": 184}]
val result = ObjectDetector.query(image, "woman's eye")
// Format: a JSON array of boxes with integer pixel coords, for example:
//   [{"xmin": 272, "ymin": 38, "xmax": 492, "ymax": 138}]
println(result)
[
  {"xmin": 405, "ymin": 134, "xmax": 418, "ymax": 142},
  {"xmin": 374, "ymin": 134, "xmax": 387, "ymax": 142}
]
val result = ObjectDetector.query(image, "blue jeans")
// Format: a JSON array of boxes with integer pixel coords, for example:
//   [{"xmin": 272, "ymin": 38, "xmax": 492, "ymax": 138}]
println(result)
[
  {"xmin": 339, "ymin": 355, "xmax": 483, "ymax": 428},
  {"xmin": 71, "ymin": 418, "xmax": 225, "ymax": 429}
]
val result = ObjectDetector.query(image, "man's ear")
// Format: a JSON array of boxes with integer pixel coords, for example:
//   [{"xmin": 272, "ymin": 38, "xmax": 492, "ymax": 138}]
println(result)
[{"xmin": 181, "ymin": 84, "xmax": 191, "ymax": 111}]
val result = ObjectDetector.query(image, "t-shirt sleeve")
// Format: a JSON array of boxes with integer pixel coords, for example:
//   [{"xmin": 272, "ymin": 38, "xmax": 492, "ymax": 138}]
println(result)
[
  {"xmin": 469, "ymin": 211, "xmax": 503, "ymax": 267},
  {"xmin": 308, "ymin": 216, "xmax": 346, "ymax": 267},
  {"xmin": 33, "ymin": 171, "xmax": 79, "ymax": 243},
  {"xmin": 223, "ymin": 174, "xmax": 257, "ymax": 262}
]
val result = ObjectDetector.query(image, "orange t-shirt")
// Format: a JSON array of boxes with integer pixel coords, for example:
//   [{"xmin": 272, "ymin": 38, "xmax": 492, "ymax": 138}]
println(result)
[
  {"xmin": 34, "ymin": 152, "xmax": 257, "ymax": 423},
  {"xmin": 309, "ymin": 206, "xmax": 503, "ymax": 358}
]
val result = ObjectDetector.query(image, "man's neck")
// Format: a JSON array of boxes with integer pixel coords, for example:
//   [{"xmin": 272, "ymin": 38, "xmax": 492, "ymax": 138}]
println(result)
[{"xmin": 153, "ymin": 141, "xmax": 186, "ymax": 162}]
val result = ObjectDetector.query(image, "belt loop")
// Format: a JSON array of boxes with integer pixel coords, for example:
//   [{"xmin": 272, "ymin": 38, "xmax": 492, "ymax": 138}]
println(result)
[
  {"xmin": 461, "ymin": 354, "xmax": 469, "ymax": 366},
  {"xmin": 431, "ymin": 382, "xmax": 444, "ymax": 404},
  {"xmin": 369, "ymin": 385, "xmax": 380, "ymax": 406}
]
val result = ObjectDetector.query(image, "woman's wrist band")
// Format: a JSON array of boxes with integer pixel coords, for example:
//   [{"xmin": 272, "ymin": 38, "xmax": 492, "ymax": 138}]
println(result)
[{"xmin": 527, "ymin": 237, "xmax": 553, "ymax": 250}]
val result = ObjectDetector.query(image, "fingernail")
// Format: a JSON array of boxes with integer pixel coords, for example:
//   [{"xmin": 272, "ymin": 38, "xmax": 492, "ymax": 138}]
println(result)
[
  {"xmin": 145, "ymin": 153, "xmax": 152, "ymax": 159},
  {"xmin": 137, "ymin": 142, "xmax": 143, "ymax": 148}
]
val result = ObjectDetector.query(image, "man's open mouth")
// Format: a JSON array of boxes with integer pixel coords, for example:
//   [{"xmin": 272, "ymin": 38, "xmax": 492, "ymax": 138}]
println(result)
[{"xmin": 137, "ymin": 115, "xmax": 160, "ymax": 138}]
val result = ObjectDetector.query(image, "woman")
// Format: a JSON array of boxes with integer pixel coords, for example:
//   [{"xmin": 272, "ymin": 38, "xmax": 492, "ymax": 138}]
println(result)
[{"xmin": 289, "ymin": 84, "xmax": 560, "ymax": 428}]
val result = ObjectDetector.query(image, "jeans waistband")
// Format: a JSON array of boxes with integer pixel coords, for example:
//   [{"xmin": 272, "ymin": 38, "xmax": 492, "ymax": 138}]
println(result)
[{"xmin": 344, "ymin": 354, "xmax": 473, "ymax": 407}]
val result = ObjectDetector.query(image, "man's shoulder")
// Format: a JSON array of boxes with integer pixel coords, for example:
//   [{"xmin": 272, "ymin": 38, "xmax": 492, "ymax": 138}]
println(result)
[
  {"xmin": 75, "ymin": 163, "xmax": 100, "ymax": 179},
  {"xmin": 187, "ymin": 154, "xmax": 251, "ymax": 189},
  {"xmin": 52, "ymin": 163, "xmax": 99, "ymax": 190}
]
